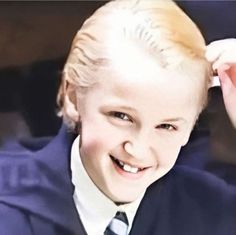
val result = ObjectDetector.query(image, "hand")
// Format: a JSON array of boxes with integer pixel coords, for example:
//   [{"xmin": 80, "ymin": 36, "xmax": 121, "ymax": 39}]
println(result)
[{"xmin": 206, "ymin": 39, "xmax": 236, "ymax": 128}]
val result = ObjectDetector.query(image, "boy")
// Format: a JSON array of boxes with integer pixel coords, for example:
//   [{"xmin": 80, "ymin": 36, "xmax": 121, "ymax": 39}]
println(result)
[{"xmin": 0, "ymin": 0, "xmax": 235, "ymax": 235}]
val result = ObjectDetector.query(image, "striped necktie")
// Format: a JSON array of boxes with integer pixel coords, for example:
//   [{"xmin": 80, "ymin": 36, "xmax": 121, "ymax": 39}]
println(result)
[{"xmin": 104, "ymin": 211, "xmax": 129, "ymax": 235}]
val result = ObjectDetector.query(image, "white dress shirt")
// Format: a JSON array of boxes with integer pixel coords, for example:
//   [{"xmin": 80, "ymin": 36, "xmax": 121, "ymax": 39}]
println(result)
[{"xmin": 71, "ymin": 136, "xmax": 145, "ymax": 235}]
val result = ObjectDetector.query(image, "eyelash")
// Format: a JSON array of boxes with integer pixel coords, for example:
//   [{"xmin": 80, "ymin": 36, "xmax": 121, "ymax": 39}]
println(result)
[
  {"xmin": 109, "ymin": 111, "xmax": 131, "ymax": 122},
  {"xmin": 108, "ymin": 112, "xmax": 177, "ymax": 131},
  {"xmin": 156, "ymin": 124, "xmax": 177, "ymax": 131}
]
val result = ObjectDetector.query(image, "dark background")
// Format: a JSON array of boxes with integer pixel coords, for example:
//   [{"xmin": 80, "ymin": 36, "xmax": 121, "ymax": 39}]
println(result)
[{"xmin": 0, "ymin": 1, "xmax": 106, "ymax": 137}]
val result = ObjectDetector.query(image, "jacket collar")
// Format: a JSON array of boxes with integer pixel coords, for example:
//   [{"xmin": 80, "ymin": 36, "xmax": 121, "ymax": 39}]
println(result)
[{"xmin": 0, "ymin": 124, "xmax": 84, "ymax": 234}]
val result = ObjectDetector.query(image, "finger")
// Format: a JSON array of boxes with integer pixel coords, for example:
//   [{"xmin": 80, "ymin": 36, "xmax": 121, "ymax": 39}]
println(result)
[
  {"xmin": 212, "ymin": 51, "xmax": 236, "ymax": 70},
  {"xmin": 217, "ymin": 65, "xmax": 233, "ymax": 93},
  {"xmin": 218, "ymin": 66, "xmax": 236, "ymax": 128},
  {"xmin": 222, "ymin": 63, "xmax": 236, "ymax": 87},
  {"xmin": 217, "ymin": 63, "xmax": 236, "ymax": 86},
  {"xmin": 205, "ymin": 44, "xmax": 222, "ymax": 63},
  {"xmin": 206, "ymin": 38, "xmax": 236, "ymax": 63}
]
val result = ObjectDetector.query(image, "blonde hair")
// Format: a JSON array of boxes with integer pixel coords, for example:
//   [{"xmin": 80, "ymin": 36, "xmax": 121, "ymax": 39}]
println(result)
[{"xmin": 58, "ymin": 0, "xmax": 211, "ymax": 129}]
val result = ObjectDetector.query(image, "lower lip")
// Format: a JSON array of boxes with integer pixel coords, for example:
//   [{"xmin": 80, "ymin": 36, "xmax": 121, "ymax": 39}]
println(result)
[{"xmin": 111, "ymin": 157, "xmax": 147, "ymax": 180}]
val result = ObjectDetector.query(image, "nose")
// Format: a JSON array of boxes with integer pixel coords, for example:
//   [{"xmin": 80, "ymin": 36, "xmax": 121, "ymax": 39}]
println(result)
[{"xmin": 123, "ymin": 131, "xmax": 152, "ymax": 160}]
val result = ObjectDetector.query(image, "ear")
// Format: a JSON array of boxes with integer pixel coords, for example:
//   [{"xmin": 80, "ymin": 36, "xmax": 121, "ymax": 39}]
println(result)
[{"xmin": 64, "ymin": 84, "xmax": 80, "ymax": 123}]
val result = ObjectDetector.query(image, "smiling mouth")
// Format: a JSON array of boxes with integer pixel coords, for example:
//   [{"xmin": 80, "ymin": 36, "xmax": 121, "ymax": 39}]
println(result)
[{"xmin": 110, "ymin": 155, "xmax": 146, "ymax": 174}]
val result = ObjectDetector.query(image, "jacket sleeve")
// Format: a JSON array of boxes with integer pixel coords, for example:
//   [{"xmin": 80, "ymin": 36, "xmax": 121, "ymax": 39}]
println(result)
[
  {"xmin": 0, "ymin": 202, "xmax": 74, "ymax": 235},
  {"xmin": 0, "ymin": 202, "xmax": 32, "ymax": 235}
]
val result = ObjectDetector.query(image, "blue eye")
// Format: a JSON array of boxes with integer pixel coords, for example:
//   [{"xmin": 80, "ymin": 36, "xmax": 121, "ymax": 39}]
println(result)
[
  {"xmin": 111, "ymin": 112, "xmax": 130, "ymax": 121},
  {"xmin": 157, "ymin": 124, "xmax": 176, "ymax": 131}
]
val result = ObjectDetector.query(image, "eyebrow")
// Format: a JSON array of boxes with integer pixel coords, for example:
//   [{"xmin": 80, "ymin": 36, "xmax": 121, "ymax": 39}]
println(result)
[
  {"xmin": 161, "ymin": 117, "xmax": 186, "ymax": 123},
  {"xmin": 102, "ymin": 104, "xmax": 137, "ymax": 113}
]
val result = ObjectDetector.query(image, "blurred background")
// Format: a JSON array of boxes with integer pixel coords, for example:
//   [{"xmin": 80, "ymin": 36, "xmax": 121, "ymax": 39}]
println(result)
[
  {"xmin": 0, "ymin": 1, "xmax": 236, "ymax": 183},
  {"xmin": 0, "ymin": 1, "xmax": 105, "ymax": 137}
]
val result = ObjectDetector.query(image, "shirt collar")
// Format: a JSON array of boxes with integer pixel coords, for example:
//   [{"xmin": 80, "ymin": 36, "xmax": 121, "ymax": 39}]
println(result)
[{"xmin": 71, "ymin": 135, "xmax": 145, "ymax": 235}]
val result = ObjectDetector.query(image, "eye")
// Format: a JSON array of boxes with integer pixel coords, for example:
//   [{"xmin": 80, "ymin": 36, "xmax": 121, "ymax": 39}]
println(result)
[
  {"xmin": 110, "ymin": 111, "xmax": 131, "ymax": 121},
  {"xmin": 156, "ymin": 123, "xmax": 176, "ymax": 131}
]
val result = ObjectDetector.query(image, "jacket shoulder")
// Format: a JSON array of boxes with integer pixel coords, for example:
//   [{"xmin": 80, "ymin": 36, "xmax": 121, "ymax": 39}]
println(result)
[{"xmin": 131, "ymin": 166, "xmax": 236, "ymax": 235}]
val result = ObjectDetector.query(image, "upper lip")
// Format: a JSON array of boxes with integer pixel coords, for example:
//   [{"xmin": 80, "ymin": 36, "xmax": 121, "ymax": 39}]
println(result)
[{"xmin": 109, "ymin": 155, "xmax": 151, "ymax": 169}]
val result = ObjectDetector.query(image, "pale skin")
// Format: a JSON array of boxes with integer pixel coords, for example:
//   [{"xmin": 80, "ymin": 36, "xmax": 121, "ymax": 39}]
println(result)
[
  {"xmin": 206, "ymin": 38, "xmax": 236, "ymax": 128},
  {"xmin": 68, "ymin": 43, "xmax": 204, "ymax": 203}
]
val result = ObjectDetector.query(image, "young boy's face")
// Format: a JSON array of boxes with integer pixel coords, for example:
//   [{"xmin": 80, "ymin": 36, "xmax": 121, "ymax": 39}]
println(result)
[{"xmin": 77, "ymin": 45, "xmax": 202, "ymax": 203}]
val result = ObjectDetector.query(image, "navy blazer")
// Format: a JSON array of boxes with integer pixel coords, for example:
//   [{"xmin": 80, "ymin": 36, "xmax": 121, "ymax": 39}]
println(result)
[{"xmin": 0, "ymin": 125, "xmax": 236, "ymax": 235}]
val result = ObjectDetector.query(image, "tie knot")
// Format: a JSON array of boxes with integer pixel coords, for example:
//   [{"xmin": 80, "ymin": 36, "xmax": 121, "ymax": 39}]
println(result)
[
  {"xmin": 114, "ymin": 211, "xmax": 129, "ymax": 225},
  {"xmin": 104, "ymin": 211, "xmax": 129, "ymax": 235}
]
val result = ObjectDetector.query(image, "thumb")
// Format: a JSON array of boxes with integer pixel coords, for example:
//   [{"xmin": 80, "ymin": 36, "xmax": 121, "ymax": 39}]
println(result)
[
  {"xmin": 217, "ymin": 64, "xmax": 234, "ymax": 95},
  {"xmin": 217, "ymin": 64, "xmax": 236, "ymax": 128}
]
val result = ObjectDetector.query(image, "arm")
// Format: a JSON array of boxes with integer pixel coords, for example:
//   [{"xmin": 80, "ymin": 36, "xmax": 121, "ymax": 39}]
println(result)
[
  {"xmin": 206, "ymin": 38, "xmax": 236, "ymax": 128},
  {"xmin": 0, "ymin": 203, "xmax": 32, "ymax": 235}
]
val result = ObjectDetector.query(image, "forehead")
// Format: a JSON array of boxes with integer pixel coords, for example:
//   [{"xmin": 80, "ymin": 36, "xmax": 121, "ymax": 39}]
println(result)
[
  {"xmin": 107, "ymin": 48, "xmax": 198, "ymax": 96},
  {"xmin": 105, "ymin": 39, "xmax": 204, "ymax": 88},
  {"xmin": 80, "ymin": 41, "xmax": 206, "ymax": 119},
  {"xmin": 92, "ymin": 55, "xmax": 200, "ymax": 112}
]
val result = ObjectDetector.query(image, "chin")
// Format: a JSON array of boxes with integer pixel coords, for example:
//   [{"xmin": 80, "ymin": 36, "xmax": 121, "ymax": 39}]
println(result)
[{"xmin": 108, "ymin": 189, "xmax": 143, "ymax": 204}]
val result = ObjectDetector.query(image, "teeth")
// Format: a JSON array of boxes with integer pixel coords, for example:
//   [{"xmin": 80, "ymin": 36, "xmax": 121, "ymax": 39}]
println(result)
[
  {"xmin": 129, "ymin": 166, "xmax": 139, "ymax": 174},
  {"xmin": 118, "ymin": 160, "xmax": 124, "ymax": 167},
  {"xmin": 123, "ymin": 164, "xmax": 131, "ymax": 172},
  {"xmin": 123, "ymin": 163, "xmax": 139, "ymax": 174},
  {"xmin": 110, "ymin": 155, "xmax": 142, "ymax": 174}
]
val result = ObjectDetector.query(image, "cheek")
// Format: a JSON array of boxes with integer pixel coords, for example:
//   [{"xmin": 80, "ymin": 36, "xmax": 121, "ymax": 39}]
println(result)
[
  {"xmin": 80, "ymin": 121, "xmax": 122, "ymax": 157},
  {"xmin": 81, "ymin": 136, "xmax": 101, "ymax": 157},
  {"xmin": 164, "ymin": 149, "xmax": 180, "ymax": 165},
  {"xmin": 157, "ymin": 141, "xmax": 182, "ymax": 168}
]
